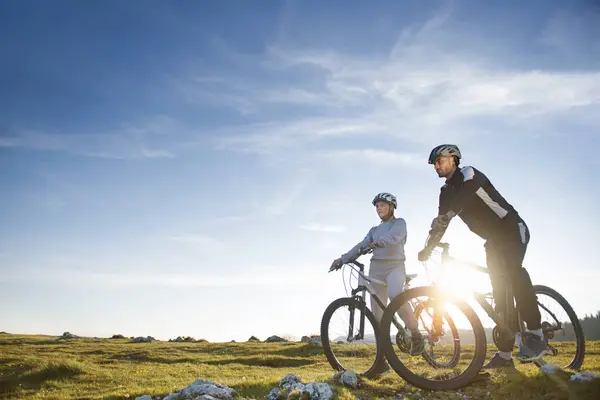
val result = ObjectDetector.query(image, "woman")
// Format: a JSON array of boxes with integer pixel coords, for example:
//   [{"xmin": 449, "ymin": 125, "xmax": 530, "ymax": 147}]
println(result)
[{"xmin": 330, "ymin": 192, "xmax": 424, "ymax": 363}]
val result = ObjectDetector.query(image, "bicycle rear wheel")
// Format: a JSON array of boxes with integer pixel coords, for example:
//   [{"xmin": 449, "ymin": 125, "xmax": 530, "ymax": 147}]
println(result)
[
  {"xmin": 320, "ymin": 297, "xmax": 384, "ymax": 378},
  {"xmin": 532, "ymin": 285, "xmax": 585, "ymax": 370},
  {"xmin": 380, "ymin": 286, "xmax": 487, "ymax": 390}
]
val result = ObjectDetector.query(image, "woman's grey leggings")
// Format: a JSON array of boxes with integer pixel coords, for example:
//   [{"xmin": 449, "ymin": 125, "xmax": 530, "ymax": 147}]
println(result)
[{"xmin": 362, "ymin": 259, "xmax": 419, "ymax": 331}]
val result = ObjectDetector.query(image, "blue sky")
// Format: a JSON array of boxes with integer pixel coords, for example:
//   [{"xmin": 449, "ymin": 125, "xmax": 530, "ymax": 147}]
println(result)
[{"xmin": 1, "ymin": 0, "xmax": 599, "ymax": 341}]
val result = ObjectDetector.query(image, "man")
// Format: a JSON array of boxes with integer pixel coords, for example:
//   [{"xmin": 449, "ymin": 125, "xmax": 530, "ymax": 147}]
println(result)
[{"xmin": 417, "ymin": 144, "xmax": 549, "ymax": 369}]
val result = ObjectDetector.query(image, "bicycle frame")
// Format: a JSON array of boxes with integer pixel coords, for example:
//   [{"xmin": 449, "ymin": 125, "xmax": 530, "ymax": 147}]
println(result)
[
  {"xmin": 431, "ymin": 241, "xmax": 517, "ymax": 342},
  {"xmin": 337, "ymin": 251, "xmax": 416, "ymax": 342},
  {"xmin": 432, "ymin": 241, "xmax": 564, "ymax": 348}
]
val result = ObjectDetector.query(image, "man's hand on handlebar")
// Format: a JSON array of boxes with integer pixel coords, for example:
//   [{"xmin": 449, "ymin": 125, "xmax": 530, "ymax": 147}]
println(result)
[
  {"xmin": 418, "ymin": 214, "xmax": 454, "ymax": 262},
  {"xmin": 418, "ymin": 227, "xmax": 442, "ymax": 262},
  {"xmin": 417, "ymin": 247, "xmax": 432, "ymax": 262}
]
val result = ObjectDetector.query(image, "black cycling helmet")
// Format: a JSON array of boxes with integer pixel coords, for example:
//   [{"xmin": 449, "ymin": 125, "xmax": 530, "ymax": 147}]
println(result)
[{"xmin": 428, "ymin": 144, "xmax": 462, "ymax": 164}]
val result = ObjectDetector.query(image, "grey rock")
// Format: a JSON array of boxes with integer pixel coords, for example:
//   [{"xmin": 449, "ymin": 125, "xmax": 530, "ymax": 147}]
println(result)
[
  {"xmin": 340, "ymin": 370, "xmax": 358, "ymax": 388},
  {"xmin": 60, "ymin": 331, "xmax": 79, "ymax": 339},
  {"xmin": 301, "ymin": 382, "xmax": 333, "ymax": 400},
  {"xmin": 162, "ymin": 379, "xmax": 236, "ymax": 400},
  {"xmin": 132, "ymin": 336, "xmax": 154, "ymax": 343},
  {"xmin": 308, "ymin": 336, "xmax": 322, "ymax": 346},
  {"xmin": 265, "ymin": 335, "xmax": 287, "ymax": 343},
  {"xmin": 267, "ymin": 387, "xmax": 281, "ymax": 400},
  {"xmin": 570, "ymin": 371, "xmax": 598, "ymax": 381},
  {"xmin": 540, "ymin": 363, "xmax": 561, "ymax": 374},
  {"xmin": 279, "ymin": 373, "xmax": 304, "ymax": 391}
]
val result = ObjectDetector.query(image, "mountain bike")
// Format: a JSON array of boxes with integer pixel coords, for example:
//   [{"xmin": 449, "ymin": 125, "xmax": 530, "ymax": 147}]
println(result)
[
  {"xmin": 320, "ymin": 245, "xmax": 462, "ymax": 379},
  {"xmin": 379, "ymin": 227, "xmax": 586, "ymax": 390}
]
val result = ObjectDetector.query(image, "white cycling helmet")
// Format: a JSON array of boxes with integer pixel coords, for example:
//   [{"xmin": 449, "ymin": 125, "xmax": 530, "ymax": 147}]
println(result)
[{"xmin": 372, "ymin": 192, "xmax": 397, "ymax": 208}]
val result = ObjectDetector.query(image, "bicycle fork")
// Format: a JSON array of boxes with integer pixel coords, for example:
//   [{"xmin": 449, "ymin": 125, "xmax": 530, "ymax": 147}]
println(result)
[
  {"xmin": 425, "ymin": 298, "xmax": 446, "ymax": 343},
  {"xmin": 349, "ymin": 287, "xmax": 369, "ymax": 341}
]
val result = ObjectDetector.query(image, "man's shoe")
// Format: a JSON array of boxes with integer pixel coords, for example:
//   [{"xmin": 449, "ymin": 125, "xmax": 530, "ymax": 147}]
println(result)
[
  {"xmin": 516, "ymin": 332, "xmax": 551, "ymax": 362},
  {"xmin": 482, "ymin": 352, "xmax": 516, "ymax": 369}
]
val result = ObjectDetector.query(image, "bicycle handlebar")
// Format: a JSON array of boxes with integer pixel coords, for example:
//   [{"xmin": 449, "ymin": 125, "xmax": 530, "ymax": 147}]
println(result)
[
  {"xmin": 418, "ymin": 225, "xmax": 448, "ymax": 259},
  {"xmin": 329, "ymin": 245, "xmax": 373, "ymax": 272},
  {"xmin": 346, "ymin": 245, "xmax": 373, "ymax": 268},
  {"xmin": 422, "ymin": 233, "xmax": 490, "ymax": 275}
]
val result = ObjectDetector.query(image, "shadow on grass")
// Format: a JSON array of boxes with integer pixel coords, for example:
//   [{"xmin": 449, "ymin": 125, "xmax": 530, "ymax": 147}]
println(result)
[
  {"xmin": 272, "ymin": 344, "xmax": 327, "ymax": 358},
  {"xmin": 109, "ymin": 351, "xmax": 315, "ymax": 368},
  {"xmin": 204, "ymin": 356, "xmax": 315, "ymax": 368},
  {"xmin": 80, "ymin": 349, "xmax": 107, "ymax": 355},
  {"xmin": 568, "ymin": 378, "xmax": 600, "ymax": 399},
  {"xmin": 162, "ymin": 342, "xmax": 326, "ymax": 360},
  {"xmin": 102, "ymin": 388, "xmax": 175, "ymax": 400},
  {"xmin": 229, "ymin": 378, "xmax": 282, "ymax": 399},
  {"xmin": 0, "ymin": 339, "xmax": 61, "ymax": 346},
  {"xmin": 0, "ymin": 362, "xmax": 84, "ymax": 396},
  {"xmin": 363, "ymin": 366, "xmax": 600, "ymax": 400},
  {"xmin": 0, "ymin": 357, "xmax": 26, "ymax": 365},
  {"xmin": 108, "ymin": 352, "xmax": 197, "ymax": 364},
  {"xmin": 0, "ymin": 363, "xmax": 37, "ymax": 389},
  {"xmin": 173, "ymin": 344, "xmax": 260, "ymax": 356}
]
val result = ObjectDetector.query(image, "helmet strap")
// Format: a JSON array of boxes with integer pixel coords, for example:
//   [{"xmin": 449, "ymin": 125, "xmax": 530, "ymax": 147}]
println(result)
[{"xmin": 381, "ymin": 206, "xmax": 395, "ymax": 222}]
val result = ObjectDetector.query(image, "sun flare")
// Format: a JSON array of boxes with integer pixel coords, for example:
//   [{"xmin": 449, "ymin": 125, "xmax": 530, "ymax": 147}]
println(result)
[{"xmin": 433, "ymin": 261, "xmax": 493, "ymax": 299}]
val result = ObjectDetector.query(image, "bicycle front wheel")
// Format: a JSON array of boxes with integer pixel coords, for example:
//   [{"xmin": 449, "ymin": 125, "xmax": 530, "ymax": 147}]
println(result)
[
  {"xmin": 380, "ymin": 286, "xmax": 487, "ymax": 391},
  {"xmin": 320, "ymin": 297, "xmax": 383, "ymax": 378}
]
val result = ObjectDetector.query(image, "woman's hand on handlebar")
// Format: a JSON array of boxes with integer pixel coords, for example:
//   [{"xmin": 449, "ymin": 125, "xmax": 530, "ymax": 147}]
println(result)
[
  {"xmin": 368, "ymin": 240, "xmax": 385, "ymax": 249},
  {"xmin": 329, "ymin": 258, "xmax": 343, "ymax": 272}
]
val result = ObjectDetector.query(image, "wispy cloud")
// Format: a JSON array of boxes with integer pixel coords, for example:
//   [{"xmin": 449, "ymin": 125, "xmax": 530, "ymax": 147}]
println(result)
[
  {"xmin": 191, "ymin": 7, "xmax": 600, "ymax": 158},
  {"xmin": 44, "ymin": 195, "xmax": 67, "ymax": 210},
  {"xmin": 0, "ymin": 137, "xmax": 15, "ymax": 147},
  {"xmin": 211, "ymin": 215, "xmax": 254, "ymax": 223},
  {"xmin": 210, "ymin": 57, "xmax": 600, "ymax": 154},
  {"xmin": 2, "ymin": 116, "xmax": 189, "ymax": 159},
  {"xmin": 169, "ymin": 234, "xmax": 226, "ymax": 251},
  {"xmin": 538, "ymin": 7, "xmax": 600, "ymax": 56},
  {"xmin": 204, "ymin": 173, "xmax": 312, "ymax": 223},
  {"xmin": 258, "ymin": 166, "xmax": 316, "ymax": 216},
  {"xmin": 141, "ymin": 148, "xmax": 175, "ymax": 159},
  {"xmin": 318, "ymin": 149, "xmax": 422, "ymax": 167},
  {"xmin": 264, "ymin": 180, "xmax": 305, "ymax": 216},
  {"xmin": 215, "ymin": 118, "xmax": 388, "ymax": 155},
  {"xmin": 300, "ymin": 223, "xmax": 345, "ymax": 233},
  {"xmin": 1, "ymin": 267, "xmax": 327, "ymax": 288}
]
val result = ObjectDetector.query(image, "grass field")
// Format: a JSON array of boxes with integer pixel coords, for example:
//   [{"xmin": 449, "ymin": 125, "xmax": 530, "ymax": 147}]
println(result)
[{"xmin": 1, "ymin": 333, "xmax": 599, "ymax": 399}]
